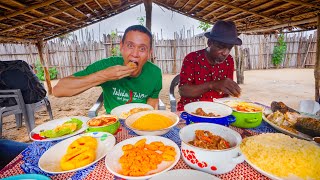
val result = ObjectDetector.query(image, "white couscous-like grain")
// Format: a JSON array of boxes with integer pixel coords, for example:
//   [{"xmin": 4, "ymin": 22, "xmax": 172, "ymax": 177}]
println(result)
[{"xmin": 240, "ymin": 133, "xmax": 320, "ymax": 180}]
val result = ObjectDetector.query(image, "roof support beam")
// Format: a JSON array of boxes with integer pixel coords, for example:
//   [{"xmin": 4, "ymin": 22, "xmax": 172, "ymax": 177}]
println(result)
[
  {"xmin": 224, "ymin": 12, "xmax": 244, "ymax": 21},
  {"xmin": 180, "ymin": 0, "xmax": 193, "ymax": 11},
  {"xmin": 173, "ymin": 0, "xmax": 179, "ymax": 7},
  {"xmin": 144, "ymin": 0, "xmax": 152, "ymax": 31},
  {"xmin": 0, "ymin": 0, "xmax": 59, "ymax": 21},
  {"xmin": 61, "ymin": 0, "xmax": 90, "ymax": 17},
  {"xmin": 84, "ymin": 3, "xmax": 96, "ymax": 14},
  {"xmin": 210, "ymin": 0, "xmax": 284, "ymax": 24},
  {"xmin": 221, "ymin": 0, "xmax": 252, "ymax": 21},
  {"xmin": 282, "ymin": 0, "xmax": 320, "ymax": 9},
  {"xmin": 188, "ymin": 0, "xmax": 206, "ymax": 13},
  {"xmin": 44, "ymin": 1, "xmax": 141, "ymax": 41},
  {"xmin": 104, "ymin": 0, "xmax": 114, "ymax": 9},
  {"xmin": 314, "ymin": 13, "xmax": 320, "ymax": 100},
  {"xmin": 1, "ymin": 0, "xmax": 93, "ymax": 34},
  {"xmin": 50, "ymin": 5, "xmax": 80, "ymax": 20},
  {"xmin": 0, "ymin": 36, "xmax": 37, "ymax": 43},
  {"xmin": 94, "ymin": 0, "xmax": 105, "ymax": 10},
  {"xmin": 7, "ymin": 0, "xmax": 67, "ymax": 26},
  {"xmin": 196, "ymin": 2, "xmax": 215, "ymax": 16},
  {"xmin": 241, "ymin": 17, "xmax": 317, "ymax": 33}
]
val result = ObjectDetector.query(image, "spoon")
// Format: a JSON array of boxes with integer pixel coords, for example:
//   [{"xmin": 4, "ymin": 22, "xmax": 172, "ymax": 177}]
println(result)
[{"xmin": 313, "ymin": 137, "xmax": 320, "ymax": 144}]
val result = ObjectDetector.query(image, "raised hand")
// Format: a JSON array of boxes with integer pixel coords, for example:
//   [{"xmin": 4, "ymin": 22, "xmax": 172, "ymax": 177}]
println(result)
[
  {"xmin": 99, "ymin": 65, "xmax": 135, "ymax": 81},
  {"xmin": 210, "ymin": 78, "xmax": 241, "ymax": 97}
]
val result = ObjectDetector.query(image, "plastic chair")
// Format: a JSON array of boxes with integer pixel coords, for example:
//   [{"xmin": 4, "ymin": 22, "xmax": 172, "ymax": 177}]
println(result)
[
  {"xmin": 0, "ymin": 89, "xmax": 53, "ymax": 136},
  {"xmin": 169, "ymin": 74, "xmax": 180, "ymax": 112},
  {"xmin": 0, "ymin": 60, "xmax": 54, "ymax": 136},
  {"xmin": 88, "ymin": 93, "xmax": 166, "ymax": 118}
]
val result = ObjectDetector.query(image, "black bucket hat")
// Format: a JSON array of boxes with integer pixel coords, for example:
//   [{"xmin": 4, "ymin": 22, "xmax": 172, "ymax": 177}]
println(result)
[{"xmin": 204, "ymin": 20, "xmax": 242, "ymax": 45}]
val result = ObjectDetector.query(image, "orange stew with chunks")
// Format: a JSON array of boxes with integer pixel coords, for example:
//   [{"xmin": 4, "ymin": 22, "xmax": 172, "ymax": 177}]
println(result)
[
  {"xmin": 189, "ymin": 130, "xmax": 230, "ymax": 150},
  {"xmin": 232, "ymin": 103, "xmax": 262, "ymax": 112},
  {"xmin": 87, "ymin": 116, "xmax": 117, "ymax": 126},
  {"xmin": 192, "ymin": 108, "xmax": 221, "ymax": 117}
]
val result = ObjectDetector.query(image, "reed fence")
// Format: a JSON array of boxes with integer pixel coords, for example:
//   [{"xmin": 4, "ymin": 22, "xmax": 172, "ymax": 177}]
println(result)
[{"xmin": 0, "ymin": 29, "xmax": 317, "ymax": 78}]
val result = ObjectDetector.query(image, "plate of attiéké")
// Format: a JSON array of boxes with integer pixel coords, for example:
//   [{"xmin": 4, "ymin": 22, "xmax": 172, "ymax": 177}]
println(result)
[{"xmin": 240, "ymin": 133, "xmax": 320, "ymax": 180}]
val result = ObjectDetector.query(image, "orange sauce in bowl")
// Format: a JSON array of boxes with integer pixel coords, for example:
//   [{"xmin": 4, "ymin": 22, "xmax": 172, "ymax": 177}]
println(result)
[{"xmin": 87, "ymin": 116, "xmax": 117, "ymax": 127}]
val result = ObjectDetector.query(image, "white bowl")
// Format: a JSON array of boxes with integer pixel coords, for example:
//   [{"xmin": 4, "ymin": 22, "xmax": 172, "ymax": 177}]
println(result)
[
  {"xmin": 110, "ymin": 103, "xmax": 154, "ymax": 119},
  {"xmin": 184, "ymin": 101, "xmax": 233, "ymax": 118},
  {"xmin": 125, "ymin": 110, "xmax": 179, "ymax": 136},
  {"xmin": 179, "ymin": 123, "xmax": 244, "ymax": 175},
  {"xmin": 105, "ymin": 136, "xmax": 181, "ymax": 180}
]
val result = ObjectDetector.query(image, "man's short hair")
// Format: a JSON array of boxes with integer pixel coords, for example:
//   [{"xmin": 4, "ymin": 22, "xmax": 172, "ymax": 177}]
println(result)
[{"xmin": 122, "ymin": 25, "xmax": 153, "ymax": 48}]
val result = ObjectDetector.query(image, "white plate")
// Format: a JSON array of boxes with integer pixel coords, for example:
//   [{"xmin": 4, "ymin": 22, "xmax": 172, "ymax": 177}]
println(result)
[
  {"xmin": 29, "ymin": 116, "xmax": 89, "ymax": 142},
  {"xmin": 262, "ymin": 108, "xmax": 312, "ymax": 141},
  {"xmin": 150, "ymin": 169, "xmax": 220, "ymax": 180},
  {"xmin": 244, "ymin": 157, "xmax": 282, "ymax": 180},
  {"xmin": 105, "ymin": 136, "xmax": 180, "ymax": 180},
  {"xmin": 38, "ymin": 132, "xmax": 116, "ymax": 174},
  {"xmin": 110, "ymin": 103, "xmax": 154, "ymax": 119}
]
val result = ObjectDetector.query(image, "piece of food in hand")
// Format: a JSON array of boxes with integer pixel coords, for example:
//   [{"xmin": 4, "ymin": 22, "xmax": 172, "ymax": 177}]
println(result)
[
  {"xmin": 40, "ymin": 118, "xmax": 83, "ymax": 138},
  {"xmin": 127, "ymin": 61, "xmax": 138, "ymax": 69},
  {"xmin": 60, "ymin": 136, "xmax": 97, "ymax": 171},
  {"xmin": 294, "ymin": 117, "xmax": 320, "ymax": 137}
]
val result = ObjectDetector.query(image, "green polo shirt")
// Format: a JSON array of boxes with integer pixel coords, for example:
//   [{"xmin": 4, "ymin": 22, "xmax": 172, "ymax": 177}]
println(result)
[{"xmin": 74, "ymin": 56, "xmax": 162, "ymax": 113}]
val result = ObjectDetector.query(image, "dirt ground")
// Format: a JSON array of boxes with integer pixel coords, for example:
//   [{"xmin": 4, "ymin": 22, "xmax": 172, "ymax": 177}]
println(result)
[{"xmin": 2, "ymin": 68, "xmax": 315, "ymax": 142}]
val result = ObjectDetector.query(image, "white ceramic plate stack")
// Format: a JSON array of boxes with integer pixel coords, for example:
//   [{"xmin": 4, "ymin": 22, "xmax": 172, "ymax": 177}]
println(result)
[
  {"xmin": 105, "ymin": 136, "xmax": 180, "ymax": 180},
  {"xmin": 38, "ymin": 132, "xmax": 116, "ymax": 174}
]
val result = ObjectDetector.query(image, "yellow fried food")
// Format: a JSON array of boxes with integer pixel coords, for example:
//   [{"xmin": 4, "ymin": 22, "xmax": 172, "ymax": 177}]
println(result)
[
  {"xmin": 119, "ymin": 138, "xmax": 176, "ymax": 177},
  {"xmin": 68, "ymin": 136, "xmax": 98, "ymax": 153},
  {"xmin": 131, "ymin": 114, "xmax": 174, "ymax": 131},
  {"xmin": 60, "ymin": 136, "xmax": 97, "ymax": 171}
]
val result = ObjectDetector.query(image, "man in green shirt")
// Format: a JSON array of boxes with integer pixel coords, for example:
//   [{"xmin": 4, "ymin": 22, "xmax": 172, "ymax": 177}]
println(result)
[{"xmin": 53, "ymin": 25, "xmax": 162, "ymax": 113}]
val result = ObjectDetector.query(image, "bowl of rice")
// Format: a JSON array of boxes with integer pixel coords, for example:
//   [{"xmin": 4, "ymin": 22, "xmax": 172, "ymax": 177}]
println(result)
[{"xmin": 125, "ymin": 110, "xmax": 179, "ymax": 136}]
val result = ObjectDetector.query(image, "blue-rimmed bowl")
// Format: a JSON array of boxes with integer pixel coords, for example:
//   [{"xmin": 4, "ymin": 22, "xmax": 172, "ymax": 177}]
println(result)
[{"xmin": 181, "ymin": 101, "xmax": 235, "ymax": 126}]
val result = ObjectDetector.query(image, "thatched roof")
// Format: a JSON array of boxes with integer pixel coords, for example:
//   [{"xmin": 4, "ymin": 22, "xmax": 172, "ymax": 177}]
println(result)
[{"xmin": 0, "ymin": 0, "xmax": 319, "ymax": 43}]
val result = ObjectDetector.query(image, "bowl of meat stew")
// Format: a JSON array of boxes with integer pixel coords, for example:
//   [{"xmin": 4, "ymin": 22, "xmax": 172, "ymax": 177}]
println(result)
[
  {"xmin": 179, "ymin": 123, "xmax": 244, "ymax": 174},
  {"xmin": 181, "ymin": 102, "xmax": 235, "ymax": 126}
]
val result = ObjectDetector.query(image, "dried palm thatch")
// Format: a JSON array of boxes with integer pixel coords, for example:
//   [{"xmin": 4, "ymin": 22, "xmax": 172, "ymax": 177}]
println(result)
[{"xmin": 0, "ymin": 0, "xmax": 319, "ymax": 43}]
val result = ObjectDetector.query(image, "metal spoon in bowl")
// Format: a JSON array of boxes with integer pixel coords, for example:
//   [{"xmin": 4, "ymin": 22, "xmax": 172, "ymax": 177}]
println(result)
[{"xmin": 313, "ymin": 137, "xmax": 320, "ymax": 145}]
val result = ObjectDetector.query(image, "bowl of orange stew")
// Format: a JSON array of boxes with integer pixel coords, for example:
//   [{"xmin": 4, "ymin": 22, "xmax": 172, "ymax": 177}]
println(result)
[
  {"xmin": 223, "ymin": 101, "xmax": 264, "ymax": 128},
  {"xmin": 179, "ymin": 123, "xmax": 244, "ymax": 175},
  {"xmin": 86, "ymin": 115, "xmax": 120, "ymax": 134}
]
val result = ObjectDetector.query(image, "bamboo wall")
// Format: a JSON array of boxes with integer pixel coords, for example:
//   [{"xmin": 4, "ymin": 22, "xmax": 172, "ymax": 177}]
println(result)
[{"xmin": 0, "ymin": 30, "xmax": 317, "ymax": 78}]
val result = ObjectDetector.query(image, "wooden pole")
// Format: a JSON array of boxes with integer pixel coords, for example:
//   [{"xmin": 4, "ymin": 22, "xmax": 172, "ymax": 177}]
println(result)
[
  {"xmin": 173, "ymin": 39, "xmax": 177, "ymax": 74},
  {"xmin": 36, "ymin": 40, "xmax": 52, "ymax": 95},
  {"xmin": 235, "ymin": 46, "xmax": 244, "ymax": 84},
  {"xmin": 144, "ymin": 0, "xmax": 152, "ymax": 31},
  {"xmin": 315, "ymin": 13, "xmax": 320, "ymax": 101}
]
